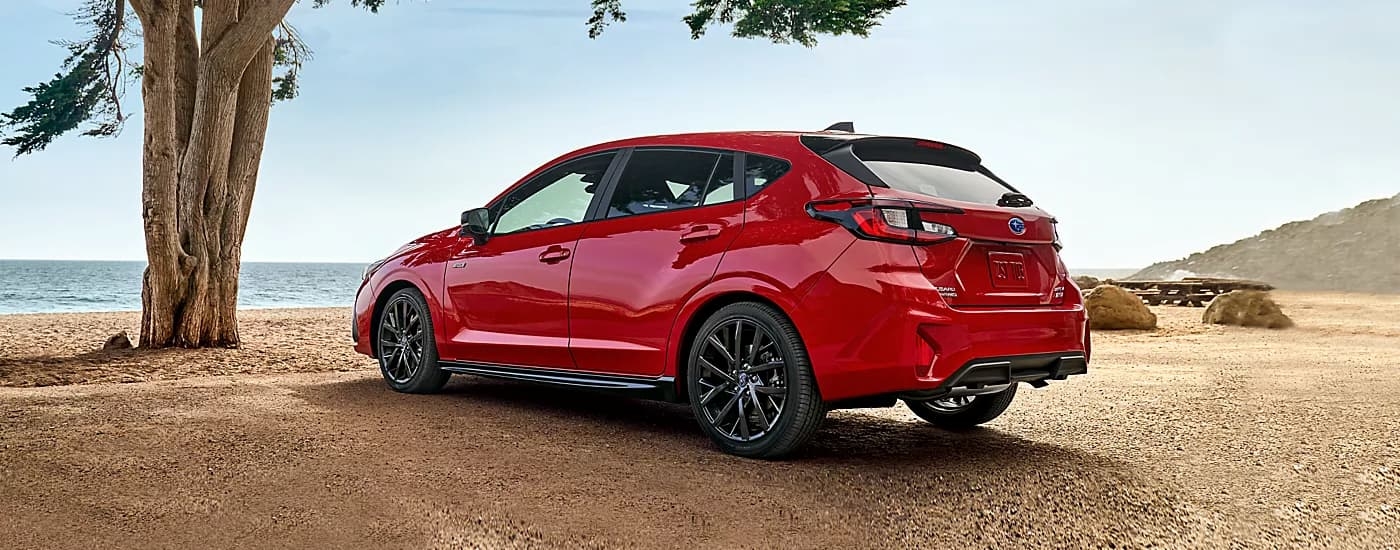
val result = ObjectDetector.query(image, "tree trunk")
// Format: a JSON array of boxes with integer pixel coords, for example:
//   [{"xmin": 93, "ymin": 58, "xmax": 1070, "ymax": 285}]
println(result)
[{"xmin": 131, "ymin": 0, "xmax": 292, "ymax": 349}]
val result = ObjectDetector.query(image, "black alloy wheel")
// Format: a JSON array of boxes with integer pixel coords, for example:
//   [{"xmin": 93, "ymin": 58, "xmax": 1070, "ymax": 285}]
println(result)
[
  {"xmin": 687, "ymin": 302, "xmax": 824, "ymax": 458},
  {"xmin": 377, "ymin": 288, "xmax": 450, "ymax": 394}
]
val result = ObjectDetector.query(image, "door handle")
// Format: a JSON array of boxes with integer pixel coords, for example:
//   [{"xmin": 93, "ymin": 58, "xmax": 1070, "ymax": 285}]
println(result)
[
  {"xmin": 538, "ymin": 245, "xmax": 571, "ymax": 264},
  {"xmin": 679, "ymin": 224, "xmax": 722, "ymax": 243}
]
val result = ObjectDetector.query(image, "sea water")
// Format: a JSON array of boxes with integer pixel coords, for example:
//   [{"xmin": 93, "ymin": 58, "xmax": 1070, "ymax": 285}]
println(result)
[
  {"xmin": 0, "ymin": 260, "xmax": 363, "ymax": 314},
  {"xmin": 0, "ymin": 260, "xmax": 1144, "ymax": 315}
]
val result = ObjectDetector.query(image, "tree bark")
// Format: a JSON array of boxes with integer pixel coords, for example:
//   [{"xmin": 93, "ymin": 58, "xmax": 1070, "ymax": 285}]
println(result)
[
  {"xmin": 133, "ymin": 0, "xmax": 292, "ymax": 348},
  {"xmin": 134, "ymin": 0, "xmax": 188, "ymax": 348}
]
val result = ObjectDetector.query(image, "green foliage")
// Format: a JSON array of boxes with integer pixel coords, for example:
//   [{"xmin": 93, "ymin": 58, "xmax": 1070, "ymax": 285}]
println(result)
[
  {"xmin": 682, "ymin": 0, "xmax": 906, "ymax": 46},
  {"xmin": 587, "ymin": 1, "xmax": 628, "ymax": 39},
  {"xmin": 3, "ymin": 0, "xmax": 903, "ymax": 156},
  {"xmin": 1, "ymin": 0, "xmax": 130, "ymax": 156},
  {"xmin": 272, "ymin": 23, "xmax": 313, "ymax": 102}
]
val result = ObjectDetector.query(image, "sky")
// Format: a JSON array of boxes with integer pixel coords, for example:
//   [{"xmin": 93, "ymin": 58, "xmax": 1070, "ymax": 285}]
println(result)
[{"xmin": 1, "ymin": 0, "xmax": 1396, "ymax": 268}]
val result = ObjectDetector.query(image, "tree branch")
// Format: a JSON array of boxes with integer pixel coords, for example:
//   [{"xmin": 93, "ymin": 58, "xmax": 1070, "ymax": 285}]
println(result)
[
  {"xmin": 204, "ymin": 0, "xmax": 297, "ymax": 73},
  {"xmin": 0, "ymin": 0, "xmax": 135, "ymax": 155}
]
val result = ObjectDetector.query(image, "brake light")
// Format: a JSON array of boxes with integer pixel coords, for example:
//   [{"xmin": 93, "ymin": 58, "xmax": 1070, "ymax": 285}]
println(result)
[{"xmin": 807, "ymin": 201, "xmax": 957, "ymax": 245}]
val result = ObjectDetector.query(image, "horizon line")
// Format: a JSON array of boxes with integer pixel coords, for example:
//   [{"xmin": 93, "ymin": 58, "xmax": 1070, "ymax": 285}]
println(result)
[
  {"xmin": 0, "ymin": 258, "xmax": 1144, "ymax": 271},
  {"xmin": 0, "ymin": 258, "xmax": 370, "ymax": 265}
]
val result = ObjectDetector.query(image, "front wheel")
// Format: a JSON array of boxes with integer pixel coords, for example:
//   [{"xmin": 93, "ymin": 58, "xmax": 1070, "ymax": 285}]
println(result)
[
  {"xmin": 904, "ymin": 384, "xmax": 1018, "ymax": 430},
  {"xmin": 686, "ymin": 302, "xmax": 825, "ymax": 459},
  {"xmin": 377, "ymin": 287, "xmax": 451, "ymax": 394}
]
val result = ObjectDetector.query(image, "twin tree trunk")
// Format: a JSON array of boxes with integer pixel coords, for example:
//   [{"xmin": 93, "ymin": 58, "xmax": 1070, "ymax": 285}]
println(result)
[{"xmin": 132, "ymin": 0, "xmax": 294, "ymax": 348}]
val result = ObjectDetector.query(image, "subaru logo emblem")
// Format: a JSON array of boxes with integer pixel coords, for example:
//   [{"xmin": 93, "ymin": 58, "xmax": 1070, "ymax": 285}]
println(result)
[{"xmin": 1008, "ymin": 217, "xmax": 1026, "ymax": 235}]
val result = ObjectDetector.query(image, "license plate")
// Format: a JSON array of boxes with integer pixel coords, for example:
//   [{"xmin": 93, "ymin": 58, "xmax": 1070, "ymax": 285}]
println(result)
[{"xmin": 987, "ymin": 251, "xmax": 1029, "ymax": 289}]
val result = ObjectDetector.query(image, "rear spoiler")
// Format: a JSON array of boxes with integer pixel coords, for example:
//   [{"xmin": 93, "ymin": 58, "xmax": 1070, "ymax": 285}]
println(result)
[{"xmin": 801, "ymin": 134, "xmax": 983, "ymax": 163}]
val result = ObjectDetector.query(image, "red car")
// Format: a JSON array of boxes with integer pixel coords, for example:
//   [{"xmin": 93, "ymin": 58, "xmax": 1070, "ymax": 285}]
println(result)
[{"xmin": 352, "ymin": 124, "xmax": 1089, "ymax": 458}]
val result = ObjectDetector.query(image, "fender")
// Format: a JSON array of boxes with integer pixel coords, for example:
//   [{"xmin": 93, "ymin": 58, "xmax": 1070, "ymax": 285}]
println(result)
[
  {"xmin": 662, "ymin": 273, "xmax": 805, "ymax": 381},
  {"xmin": 363, "ymin": 240, "xmax": 454, "ymax": 350}
]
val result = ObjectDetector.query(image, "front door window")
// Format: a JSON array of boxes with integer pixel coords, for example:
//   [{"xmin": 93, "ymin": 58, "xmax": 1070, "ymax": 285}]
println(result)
[{"xmin": 493, "ymin": 152, "xmax": 615, "ymax": 235}]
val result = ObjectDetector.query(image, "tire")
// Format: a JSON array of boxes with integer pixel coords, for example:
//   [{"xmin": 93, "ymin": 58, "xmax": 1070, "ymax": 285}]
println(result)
[
  {"xmin": 376, "ymin": 287, "xmax": 451, "ymax": 394},
  {"xmin": 904, "ymin": 384, "xmax": 1018, "ymax": 430},
  {"xmin": 686, "ymin": 302, "xmax": 825, "ymax": 459}
]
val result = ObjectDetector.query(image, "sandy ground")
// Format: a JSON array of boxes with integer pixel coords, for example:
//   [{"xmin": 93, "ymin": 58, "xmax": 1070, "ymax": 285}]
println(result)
[{"xmin": 1, "ymin": 293, "xmax": 1399, "ymax": 549}]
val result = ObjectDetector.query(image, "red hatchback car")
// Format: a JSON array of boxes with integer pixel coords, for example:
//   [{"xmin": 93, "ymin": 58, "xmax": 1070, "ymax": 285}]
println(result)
[{"xmin": 353, "ymin": 124, "xmax": 1089, "ymax": 458}]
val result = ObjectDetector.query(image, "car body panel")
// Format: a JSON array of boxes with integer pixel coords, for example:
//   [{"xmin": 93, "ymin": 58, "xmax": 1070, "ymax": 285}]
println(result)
[
  {"xmin": 440, "ymin": 224, "xmax": 583, "ymax": 370},
  {"xmin": 568, "ymin": 198, "xmax": 746, "ymax": 377}
]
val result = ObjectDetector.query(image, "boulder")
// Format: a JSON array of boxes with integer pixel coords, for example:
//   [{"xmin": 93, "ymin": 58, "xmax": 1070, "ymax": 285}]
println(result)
[
  {"xmin": 1085, "ymin": 285, "xmax": 1157, "ymax": 330},
  {"xmin": 1072, "ymin": 275, "xmax": 1101, "ymax": 289},
  {"xmin": 1203, "ymin": 291, "xmax": 1293, "ymax": 329},
  {"xmin": 102, "ymin": 331, "xmax": 134, "ymax": 351}
]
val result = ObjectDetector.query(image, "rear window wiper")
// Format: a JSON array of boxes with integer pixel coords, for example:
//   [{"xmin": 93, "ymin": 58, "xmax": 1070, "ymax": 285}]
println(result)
[{"xmin": 997, "ymin": 192, "xmax": 1033, "ymax": 208}]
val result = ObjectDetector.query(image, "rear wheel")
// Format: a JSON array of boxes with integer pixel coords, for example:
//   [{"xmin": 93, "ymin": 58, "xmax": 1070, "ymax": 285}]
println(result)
[
  {"xmin": 904, "ymin": 385, "xmax": 1018, "ymax": 429},
  {"xmin": 686, "ymin": 302, "xmax": 825, "ymax": 459},
  {"xmin": 377, "ymin": 288, "xmax": 450, "ymax": 394}
]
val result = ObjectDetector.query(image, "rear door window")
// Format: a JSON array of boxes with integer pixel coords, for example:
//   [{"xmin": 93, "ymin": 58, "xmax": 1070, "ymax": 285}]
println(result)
[
  {"xmin": 701, "ymin": 153, "xmax": 736, "ymax": 205},
  {"xmin": 606, "ymin": 150, "xmax": 735, "ymax": 218}
]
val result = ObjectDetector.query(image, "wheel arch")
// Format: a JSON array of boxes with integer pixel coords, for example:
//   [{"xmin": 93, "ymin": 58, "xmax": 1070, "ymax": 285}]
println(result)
[
  {"xmin": 370, "ymin": 279, "xmax": 425, "ymax": 358},
  {"xmin": 667, "ymin": 282, "xmax": 807, "ymax": 402}
]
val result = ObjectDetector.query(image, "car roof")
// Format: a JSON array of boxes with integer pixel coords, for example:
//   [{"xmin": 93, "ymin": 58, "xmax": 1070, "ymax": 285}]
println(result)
[
  {"xmin": 567, "ymin": 130, "xmax": 885, "ymax": 158},
  {"xmin": 591, "ymin": 130, "xmax": 830, "ymax": 147}
]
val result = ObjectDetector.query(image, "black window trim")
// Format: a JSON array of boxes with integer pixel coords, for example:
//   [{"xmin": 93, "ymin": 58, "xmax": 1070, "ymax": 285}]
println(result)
[
  {"xmin": 587, "ymin": 146, "xmax": 747, "ymax": 223},
  {"xmin": 487, "ymin": 149, "xmax": 626, "ymax": 237}
]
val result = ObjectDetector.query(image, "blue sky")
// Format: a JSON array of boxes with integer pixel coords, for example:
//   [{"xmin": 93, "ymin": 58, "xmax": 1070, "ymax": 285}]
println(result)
[{"xmin": 1, "ymin": 0, "xmax": 1396, "ymax": 268}]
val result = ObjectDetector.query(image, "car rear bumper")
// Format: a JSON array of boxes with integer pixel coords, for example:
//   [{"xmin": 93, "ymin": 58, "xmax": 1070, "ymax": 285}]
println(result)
[
  {"xmin": 791, "ymin": 243, "xmax": 1089, "ymax": 402},
  {"xmin": 938, "ymin": 352, "xmax": 1087, "ymax": 393}
]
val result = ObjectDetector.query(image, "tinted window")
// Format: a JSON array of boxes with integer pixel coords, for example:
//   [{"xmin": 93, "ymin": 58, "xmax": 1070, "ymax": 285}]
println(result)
[
  {"xmin": 744, "ymin": 154, "xmax": 790, "ymax": 194},
  {"xmin": 702, "ymin": 153, "xmax": 736, "ymax": 205},
  {"xmin": 853, "ymin": 140, "xmax": 1015, "ymax": 205},
  {"xmin": 862, "ymin": 162, "xmax": 1012, "ymax": 205},
  {"xmin": 607, "ymin": 150, "xmax": 734, "ymax": 218},
  {"xmin": 494, "ymin": 152, "xmax": 614, "ymax": 234}
]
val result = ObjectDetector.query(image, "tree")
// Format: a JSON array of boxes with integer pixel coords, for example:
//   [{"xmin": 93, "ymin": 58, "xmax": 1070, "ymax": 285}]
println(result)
[{"xmin": 1, "ymin": 0, "xmax": 905, "ymax": 349}]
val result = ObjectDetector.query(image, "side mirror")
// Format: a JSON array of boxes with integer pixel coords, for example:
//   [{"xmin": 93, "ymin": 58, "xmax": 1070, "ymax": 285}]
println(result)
[{"xmin": 461, "ymin": 207, "xmax": 492, "ymax": 243}]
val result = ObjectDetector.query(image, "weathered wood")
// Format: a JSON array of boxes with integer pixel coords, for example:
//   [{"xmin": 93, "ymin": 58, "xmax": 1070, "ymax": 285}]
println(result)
[{"xmin": 1112, "ymin": 278, "xmax": 1275, "ymax": 307}]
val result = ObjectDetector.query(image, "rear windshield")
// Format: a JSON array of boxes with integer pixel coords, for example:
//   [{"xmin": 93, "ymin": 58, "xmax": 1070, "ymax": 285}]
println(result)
[
  {"xmin": 851, "ymin": 138, "xmax": 1019, "ymax": 204},
  {"xmin": 862, "ymin": 161, "xmax": 1013, "ymax": 205},
  {"xmin": 807, "ymin": 136, "xmax": 1020, "ymax": 205}
]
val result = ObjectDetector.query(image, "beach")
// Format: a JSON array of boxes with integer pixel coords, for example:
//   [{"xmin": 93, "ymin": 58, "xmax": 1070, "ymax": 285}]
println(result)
[{"xmin": 2, "ymin": 292, "xmax": 1399, "ymax": 548}]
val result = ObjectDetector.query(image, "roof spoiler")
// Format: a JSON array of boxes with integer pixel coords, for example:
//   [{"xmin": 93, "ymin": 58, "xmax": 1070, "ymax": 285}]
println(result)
[{"xmin": 822, "ymin": 121, "xmax": 855, "ymax": 133}]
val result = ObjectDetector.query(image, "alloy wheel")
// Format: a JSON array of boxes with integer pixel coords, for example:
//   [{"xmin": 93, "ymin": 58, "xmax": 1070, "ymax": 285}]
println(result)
[
  {"xmin": 924, "ymin": 395, "xmax": 975, "ymax": 412},
  {"xmin": 379, "ymin": 296, "xmax": 425, "ymax": 384},
  {"xmin": 695, "ymin": 317, "xmax": 788, "ymax": 442}
]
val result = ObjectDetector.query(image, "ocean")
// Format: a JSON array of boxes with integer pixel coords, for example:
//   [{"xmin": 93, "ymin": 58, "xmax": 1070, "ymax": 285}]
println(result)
[
  {"xmin": 0, "ymin": 260, "xmax": 364, "ymax": 315},
  {"xmin": 0, "ymin": 260, "xmax": 1144, "ymax": 315}
]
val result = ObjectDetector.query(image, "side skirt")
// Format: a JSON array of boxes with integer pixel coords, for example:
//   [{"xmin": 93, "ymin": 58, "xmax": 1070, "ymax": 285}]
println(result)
[{"xmin": 439, "ymin": 361, "xmax": 680, "ymax": 402}]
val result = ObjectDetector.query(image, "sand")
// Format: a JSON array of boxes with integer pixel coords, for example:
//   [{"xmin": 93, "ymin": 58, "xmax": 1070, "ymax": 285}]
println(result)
[
  {"xmin": 0, "ymin": 308, "xmax": 371, "ymax": 386},
  {"xmin": 1, "ymin": 292, "xmax": 1399, "ymax": 548}
]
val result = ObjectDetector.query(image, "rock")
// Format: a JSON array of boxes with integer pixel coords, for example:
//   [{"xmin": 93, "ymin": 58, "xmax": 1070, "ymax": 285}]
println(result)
[
  {"xmin": 1085, "ymin": 285, "xmax": 1157, "ymax": 330},
  {"xmin": 1072, "ymin": 275, "xmax": 1101, "ymax": 290},
  {"xmin": 1203, "ymin": 290, "xmax": 1294, "ymax": 329},
  {"xmin": 102, "ymin": 331, "xmax": 134, "ymax": 351}
]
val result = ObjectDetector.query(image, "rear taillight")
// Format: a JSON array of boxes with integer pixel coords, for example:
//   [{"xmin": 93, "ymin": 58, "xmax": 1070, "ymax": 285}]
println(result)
[{"xmin": 807, "ymin": 200, "xmax": 958, "ymax": 245}]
